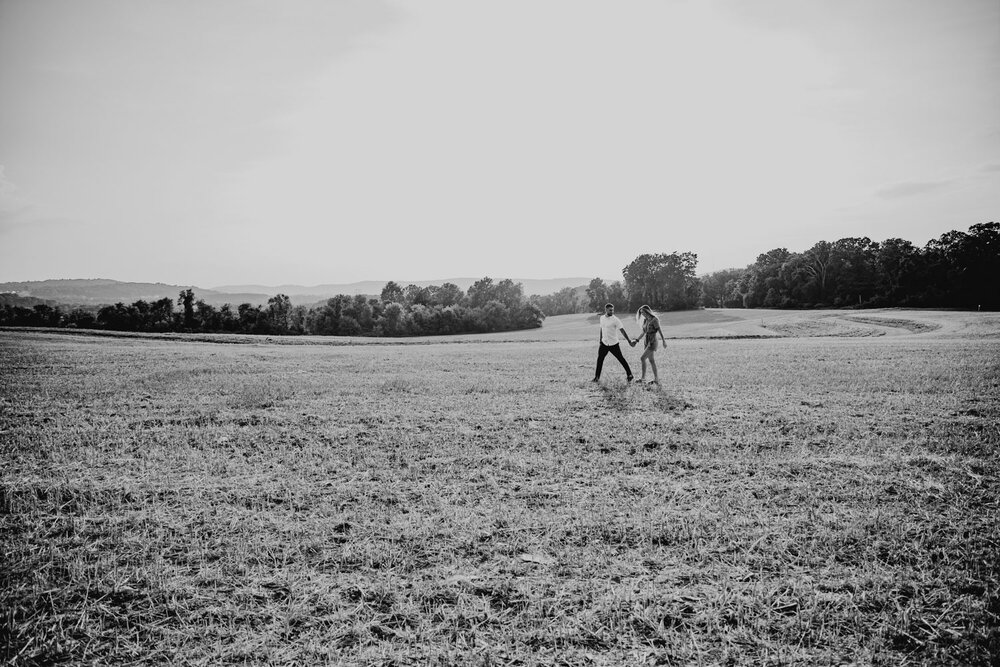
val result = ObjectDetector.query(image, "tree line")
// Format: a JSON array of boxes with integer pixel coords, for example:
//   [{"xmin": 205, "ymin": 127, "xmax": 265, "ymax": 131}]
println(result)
[
  {"xmin": 1, "ymin": 222, "xmax": 995, "ymax": 335},
  {"xmin": 0, "ymin": 278, "xmax": 545, "ymax": 336},
  {"xmin": 701, "ymin": 222, "xmax": 998, "ymax": 310},
  {"xmin": 585, "ymin": 222, "xmax": 997, "ymax": 313}
]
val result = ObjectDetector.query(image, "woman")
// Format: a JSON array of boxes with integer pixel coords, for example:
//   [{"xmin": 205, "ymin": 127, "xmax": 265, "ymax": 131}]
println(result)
[{"xmin": 633, "ymin": 305, "xmax": 667, "ymax": 384}]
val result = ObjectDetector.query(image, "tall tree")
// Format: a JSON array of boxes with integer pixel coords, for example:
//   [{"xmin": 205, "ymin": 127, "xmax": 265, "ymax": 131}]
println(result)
[
  {"xmin": 237, "ymin": 303, "xmax": 265, "ymax": 333},
  {"xmin": 801, "ymin": 242, "xmax": 833, "ymax": 305},
  {"xmin": 149, "ymin": 297, "xmax": 175, "ymax": 331},
  {"xmin": 403, "ymin": 284, "xmax": 431, "ymax": 306},
  {"xmin": 218, "ymin": 303, "xmax": 238, "ymax": 332},
  {"xmin": 430, "ymin": 282, "xmax": 464, "ymax": 307},
  {"xmin": 351, "ymin": 294, "xmax": 374, "ymax": 331},
  {"xmin": 622, "ymin": 252, "xmax": 699, "ymax": 311},
  {"xmin": 177, "ymin": 289, "xmax": 196, "ymax": 329},
  {"xmin": 195, "ymin": 300, "xmax": 219, "ymax": 331},
  {"xmin": 607, "ymin": 281, "xmax": 628, "ymax": 311},
  {"xmin": 380, "ymin": 281, "xmax": 404, "ymax": 303},
  {"xmin": 531, "ymin": 286, "xmax": 581, "ymax": 316},
  {"xmin": 700, "ymin": 268, "xmax": 745, "ymax": 308},
  {"xmin": 964, "ymin": 222, "xmax": 1000, "ymax": 308},
  {"xmin": 266, "ymin": 294, "xmax": 292, "ymax": 334},
  {"xmin": 586, "ymin": 278, "xmax": 609, "ymax": 311},
  {"xmin": 379, "ymin": 302, "xmax": 407, "ymax": 336},
  {"xmin": 874, "ymin": 238, "xmax": 919, "ymax": 304},
  {"xmin": 466, "ymin": 277, "xmax": 496, "ymax": 308},
  {"xmin": 830, "ymin": 237, "xmax": 879, "ymax": 306},
  {"xmin": 494, "ymin": 279, "xmax": 524, "ymax": 310}
]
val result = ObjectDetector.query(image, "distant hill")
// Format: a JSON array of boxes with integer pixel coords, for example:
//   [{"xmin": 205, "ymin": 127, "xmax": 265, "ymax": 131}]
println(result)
[
  {"xmin": 0, "ymin": 293, "xmax": 61, "ymax": 309},
  {"xmin": 0, "ymin": 277, "xmax": 600, "ymax": 309},
  {"xmin": 0, "ymin": 279, "xmax": 270, "ymax": 307}
]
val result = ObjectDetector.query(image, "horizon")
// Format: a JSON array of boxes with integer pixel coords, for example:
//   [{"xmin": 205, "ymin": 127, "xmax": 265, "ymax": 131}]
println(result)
[
  {"xmin": 2, "ymin": 1, "xmax": 998, "ymax": 286},
  {"xmin": 1, "ymin": 215, "xmax": 993, "ymax": 290},
  {"xmin": 1, "ymin": 275, "xmax": 603, "ymax": 290}
]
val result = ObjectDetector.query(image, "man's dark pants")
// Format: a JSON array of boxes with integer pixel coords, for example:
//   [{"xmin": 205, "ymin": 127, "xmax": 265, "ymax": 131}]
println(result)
[{"xmin": 595, "ymin": 342, "xmax": 633, "ymax": 380}]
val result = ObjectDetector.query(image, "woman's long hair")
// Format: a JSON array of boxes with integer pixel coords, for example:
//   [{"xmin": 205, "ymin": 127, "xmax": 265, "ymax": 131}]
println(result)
[{"xmin": 636, "ymin": 304, "xmax": 657, "ymax": 326}]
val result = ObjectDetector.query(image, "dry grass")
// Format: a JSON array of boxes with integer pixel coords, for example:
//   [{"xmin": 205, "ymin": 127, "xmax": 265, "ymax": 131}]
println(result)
[{"xmin": 1, "ymin": 325, "xmax": 998, "ymax": 665}]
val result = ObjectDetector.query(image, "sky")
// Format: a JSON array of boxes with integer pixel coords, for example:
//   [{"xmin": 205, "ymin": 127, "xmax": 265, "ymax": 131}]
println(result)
[{"xmin": 1, "ymin": 0, "xmax": 998, "ymax": 288}]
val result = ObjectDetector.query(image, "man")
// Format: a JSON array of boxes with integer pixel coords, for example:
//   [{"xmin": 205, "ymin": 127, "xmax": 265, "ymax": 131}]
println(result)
[{"xmin": 593, "ymin": 303, "xmax": 635, "ymax": 383}]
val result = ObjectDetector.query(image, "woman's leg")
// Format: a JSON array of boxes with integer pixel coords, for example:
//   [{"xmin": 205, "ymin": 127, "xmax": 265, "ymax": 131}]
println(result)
[
  {"xmin": 647, "ymin": 352, "xmax": 658, "ymax": 382},
  {"xmin": 640, "ymin": 349, "xmax": 650, "ymax": 380}
]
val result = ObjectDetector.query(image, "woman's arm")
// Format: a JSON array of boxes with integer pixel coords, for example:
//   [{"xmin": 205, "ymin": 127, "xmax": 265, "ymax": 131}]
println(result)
[{"xmin": 619, "ymin": 327, "xmax": 637, "ymax": 346}]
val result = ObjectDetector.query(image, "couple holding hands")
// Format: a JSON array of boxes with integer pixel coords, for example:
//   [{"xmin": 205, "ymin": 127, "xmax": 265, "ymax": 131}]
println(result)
[{"xmin": 593, "ymin": 303, "xmax": 667, "ymax": 385}]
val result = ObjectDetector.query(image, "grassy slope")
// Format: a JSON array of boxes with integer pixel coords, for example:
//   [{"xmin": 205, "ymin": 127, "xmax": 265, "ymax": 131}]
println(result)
[
  {"xmin": 1, "ymin": 315, "xmax": 998, "ymax": 665},
  {"xmin": 9, "ymin": 307, "xmax": 998, "ymax": 346},
  {"xmin": 494, "ymin": 308, "xmax": 1000, "ymax": 343}
]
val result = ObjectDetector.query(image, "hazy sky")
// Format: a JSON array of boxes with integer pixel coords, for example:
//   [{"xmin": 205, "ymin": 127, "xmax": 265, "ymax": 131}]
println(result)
[{"xmin": 1, "ymin": 0, "xmax": 997, "ymax": 287}]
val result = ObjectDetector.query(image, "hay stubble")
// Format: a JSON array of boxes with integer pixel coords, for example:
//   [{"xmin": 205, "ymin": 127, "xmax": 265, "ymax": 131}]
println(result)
[{"xmin": 1, "ymin": 327, "xmax": 998, "ymax": 665}]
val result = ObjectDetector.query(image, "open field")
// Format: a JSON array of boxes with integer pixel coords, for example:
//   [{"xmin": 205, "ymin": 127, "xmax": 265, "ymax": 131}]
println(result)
[{"xmin": 2, "ymin": 309, "xmax": 999, "ymax": 665}]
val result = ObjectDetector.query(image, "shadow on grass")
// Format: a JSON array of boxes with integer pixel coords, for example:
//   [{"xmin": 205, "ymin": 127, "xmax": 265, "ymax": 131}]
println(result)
[
  {"xmin": 593, "ymin": 379, "xmax": 641, "ymax": 413},
  {"xmin": 594, "ymin": 379, "xmax": 691, "ymax": 414}
]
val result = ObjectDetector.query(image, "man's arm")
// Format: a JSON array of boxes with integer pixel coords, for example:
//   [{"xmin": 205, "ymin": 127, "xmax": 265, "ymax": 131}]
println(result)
[{"xmin": 619, "ymin": 327, "xmax": 636, "ymax": 347}]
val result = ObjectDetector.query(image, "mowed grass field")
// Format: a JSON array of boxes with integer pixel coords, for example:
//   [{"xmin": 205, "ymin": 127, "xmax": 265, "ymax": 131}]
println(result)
[{"xmin": 2, "ymin": 309, "xmax": 998, "ymax": 665}]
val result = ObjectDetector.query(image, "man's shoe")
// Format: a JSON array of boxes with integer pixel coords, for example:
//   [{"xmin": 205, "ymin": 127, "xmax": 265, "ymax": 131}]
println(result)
[
  {"xmin": 591, "ymin": 377, "xmax": 600, "ymax": 382},
  {"xmin": 627, "ymin": 375, "xmax": 634, "ymax": 382}
]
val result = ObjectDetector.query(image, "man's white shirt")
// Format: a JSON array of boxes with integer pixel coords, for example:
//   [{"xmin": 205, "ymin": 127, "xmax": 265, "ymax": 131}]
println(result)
[{"xmin": 600, "ymin": 314, "xmax": 624, "ymax": 346}]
